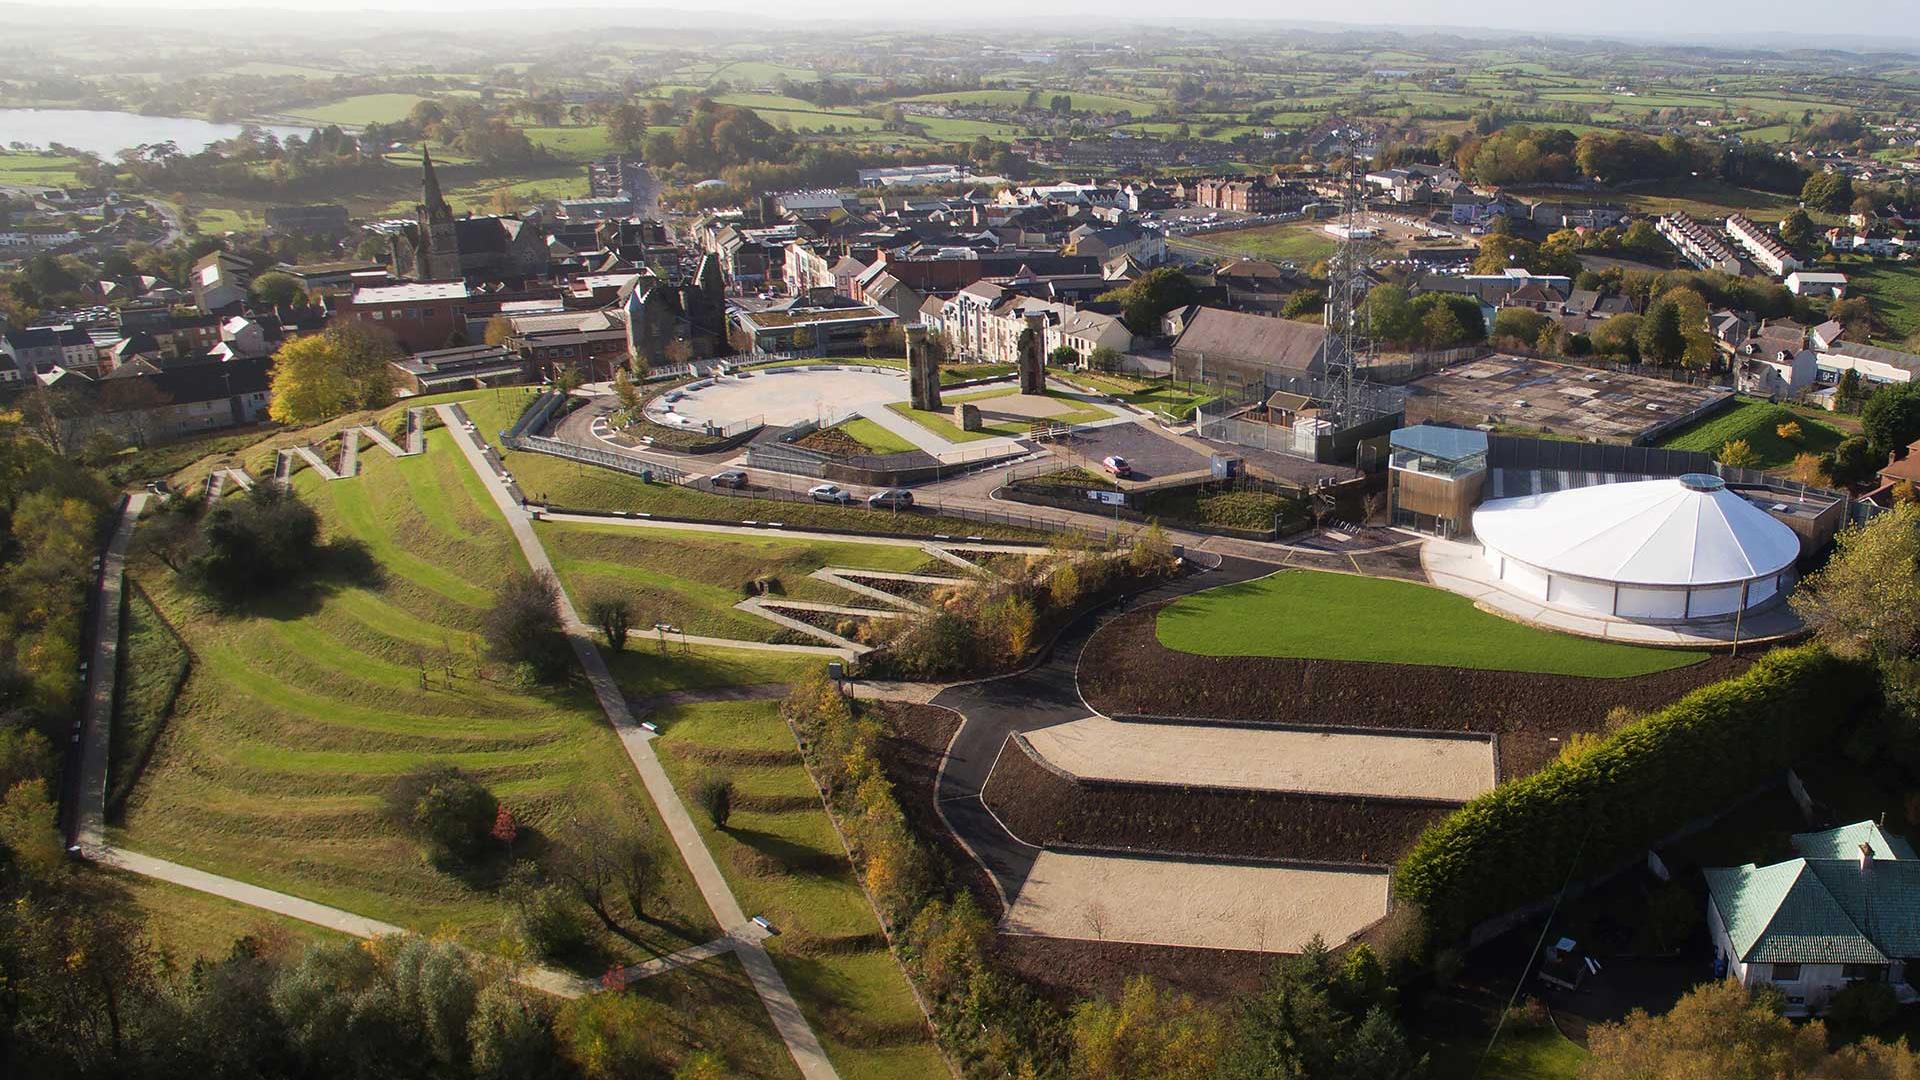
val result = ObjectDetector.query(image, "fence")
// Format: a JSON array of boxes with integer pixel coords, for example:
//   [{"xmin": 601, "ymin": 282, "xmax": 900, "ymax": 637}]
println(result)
[{"xmin": 997, "ymin": 466, "xmax": 1312, "ymax": 541}]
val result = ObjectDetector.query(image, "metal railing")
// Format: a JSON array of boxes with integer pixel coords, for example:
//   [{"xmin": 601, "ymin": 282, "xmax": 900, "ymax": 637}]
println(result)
[{"xmin": 513, "ymin": 434, "xmax": 690, "ymax": 483}]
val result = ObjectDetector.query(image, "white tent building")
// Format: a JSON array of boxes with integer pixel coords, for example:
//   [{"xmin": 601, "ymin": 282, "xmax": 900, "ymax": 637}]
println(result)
[{"xmin": 1472, "ymin": 474, "xmax": 1801, "ymax": 622}]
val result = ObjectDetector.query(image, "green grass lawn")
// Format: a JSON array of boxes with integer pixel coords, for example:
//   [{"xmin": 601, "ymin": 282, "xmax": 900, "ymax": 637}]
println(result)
[
  {"xmin": 285, "ymin": 92, "xmax": 430, "ymax": 125},
  {"xmin": 833, "ymin": 417, "xmax": 918, "ymax": 455},
  {"xmin": 462, "ymin": 389, "xmax": 1041, "ymax": 539},
  {"xmin": 654, "ymin": 700, "xmax": 945, "ymax": 1080},
  {"xmin": 1186, "ymin": 221, "xmax": 1339, "ymax": 264},
  {"xmin": 116, "ymin": 429, "xmax": 722, "ymax": 974},
  {"xmin": 1156, "ymin": 571, "xmax": 1705, "ymax": 677},
  {"xmin": 108, "ymin": 867, "xmax": 345, "ymax": 961},
  {"xmin": 1427, "ymin": 1026, "xmax": 1587, "ymax": 1079},
  {"xmin": 522, "ymin": 124, "xmax": 614, "ymax": 161},
  {"xmin": 1654, "ymin": 398, "xmax": 1845, "ymax": 468},
  {"xmin": 538, "ymin": 521, "xmax": 934, "ymax": 642},
  {"xmin": 108, "ymin": 584, "xmax": 189, "ymax": 816},
  {"xmin": 1070, "ymin": 372, "xmax": 1221, "ymax": 421},
  {"xmin": 1843, "ymin": 262, "xmax": 1920, "ymax": 348},
  {"xmin": 0, "ymin": 148, "xmax": 85, "ymax": 186},
  {"xmin": 886, "ymin": 388, "xmax": 1115, "ymax": 443}
]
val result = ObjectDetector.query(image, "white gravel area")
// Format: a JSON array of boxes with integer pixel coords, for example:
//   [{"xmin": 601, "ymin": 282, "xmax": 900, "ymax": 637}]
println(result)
[
  {"xmin": 1004, "ymin": 850, "xmax": 1389, "ymax": 952},
  {"xmin": 1022, "ymin": 716, "xmax": 1494, "ymax": 802}
]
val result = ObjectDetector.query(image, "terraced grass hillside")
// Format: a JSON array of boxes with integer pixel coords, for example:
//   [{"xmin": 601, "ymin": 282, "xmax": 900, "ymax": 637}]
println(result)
[
  {"xmin": 114, "ymin": 429, "xmax": 809, "ymax": 973},
  {"xmin": 539, "ymin": 521, "xmax": 940, "ymax": 641},
  {"xmin": 653, "ymin": 699, "xmax": 946, "ymax": 1080}
]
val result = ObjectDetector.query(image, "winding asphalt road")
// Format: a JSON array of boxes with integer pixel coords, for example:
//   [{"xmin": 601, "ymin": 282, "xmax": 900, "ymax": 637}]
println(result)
[{"xmin": 927, "ymin": 554, "xmax": 1275, "ymax": 909}]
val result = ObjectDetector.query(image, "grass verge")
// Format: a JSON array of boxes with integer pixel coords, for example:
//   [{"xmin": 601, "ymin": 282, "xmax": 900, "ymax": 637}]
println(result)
[{"xmin": 1654, "ymin": 398, "xmax": 1845, "ymax": 468}]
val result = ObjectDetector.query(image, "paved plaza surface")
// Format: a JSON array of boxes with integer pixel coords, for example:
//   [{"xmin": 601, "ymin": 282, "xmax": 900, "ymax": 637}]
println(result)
[
  {"xmin": 1003, "ymin": 849, "xmax": 1390, "ymax": 952},
  {"xmin": 649, "ymin": 366, "xmax": 912, "ymax": 430},
  {"xmin": 1020, "ymin": 716, "xmax": 1496, "ymax": 802}
]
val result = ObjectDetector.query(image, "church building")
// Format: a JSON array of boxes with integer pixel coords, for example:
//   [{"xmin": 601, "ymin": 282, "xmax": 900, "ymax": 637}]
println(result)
[{"xmin": 388, "ymin": 151, "xmax": 550, "ymax": 283}]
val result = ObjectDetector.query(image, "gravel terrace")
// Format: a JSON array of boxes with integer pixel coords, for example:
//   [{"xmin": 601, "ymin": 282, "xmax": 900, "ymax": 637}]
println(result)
[{"xmin": 1020, "ymin": 715, "xmax": 1496, "ymax": 802}]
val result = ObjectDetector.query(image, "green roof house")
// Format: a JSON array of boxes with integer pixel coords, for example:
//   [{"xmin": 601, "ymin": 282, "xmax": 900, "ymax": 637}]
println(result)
[{"xmin": 1704, "ymin": 821, "xmax": 1920, "ymax": 1015}]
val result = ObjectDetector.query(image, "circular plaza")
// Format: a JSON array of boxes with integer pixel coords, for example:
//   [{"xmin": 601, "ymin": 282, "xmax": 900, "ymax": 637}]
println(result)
[{"xmin": 645, "ymin": 365, "xmax": 912, "ymax": 430}]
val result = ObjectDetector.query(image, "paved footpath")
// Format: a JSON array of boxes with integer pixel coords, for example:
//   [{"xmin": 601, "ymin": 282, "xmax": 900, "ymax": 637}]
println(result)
[
  {"xmin": 97, "ymin": 847, "xmax": 597, "ymax": 999},
  {"xmin": 70, "ymin": 491, "xmax": 147, "ymax": 848},
  {"xmin": 438, "ymin": 405, "xmax": 839, "ymax": 1080}
]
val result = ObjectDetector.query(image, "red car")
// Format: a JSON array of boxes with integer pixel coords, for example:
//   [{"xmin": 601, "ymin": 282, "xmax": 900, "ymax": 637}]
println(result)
[{"xmin": 1101, "ymin": 455, "xmax": 1132, "ymax": 479}]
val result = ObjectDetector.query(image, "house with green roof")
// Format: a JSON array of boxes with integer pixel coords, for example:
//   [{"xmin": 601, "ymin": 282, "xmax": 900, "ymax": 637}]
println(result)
[{"xmin": 1705, "ymin": 821, "xmax": 1920, "ymax": 1015}]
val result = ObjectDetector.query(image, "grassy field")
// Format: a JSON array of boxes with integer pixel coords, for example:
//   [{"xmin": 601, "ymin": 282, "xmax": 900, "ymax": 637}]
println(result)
[
  {"xmin": 653, "ymin": 700, "xmax": 945, "ymax": 1080},
  {"xmin": 522, "ymin": 124, "xmax": 615, "ymax": 160},
  {"xmin": 1156, "ymin": 571, "xmax": 1705, "ymax": 677},
  {"xmin": 833, "ymin": 417, "xmax": 918, "ymax": 455},
  {"xmin": 1654, "ymin": 398, "xmax": 1845, "ymax": 468},
  {"xmin": 1842, "ymin": 262, "xmax": 1920, "ymax": 348},
  {"xmin": 108, "ymin": 584, "xmax": 190, "ymax": 815},
  {"xmin": 1069, "ymin": 372, "xmax": 1221, "ymax": 421},
  {"xmin": 1182, "ymin": 221, "xmax": 1338, "ymax": 264},
  {"xmin": 284, "ymin": 93, "xmax": 430, "ymax": 126},
  {"xmin": 0, "ymin": 149, "xmax": 85, "ymax": 186},
  {"xmin": 886, "ymin": 388, "xmax": 1115, "ymax": 443},
  {"xmin": 115, "ymin": 429, "xmax": 747, "ymax": 973},
  {"xmin": 903, "ymin": 88, "xmax": 1158, "ymax": 113},
  {"xmin": 538, "ymin": 521, "xmax": 935, "ymax": 642},
  {"xmin": 109, "ymin": 868, "xmax": 345, "ymax": 961},
  {"xmin": 1428, "ymin": 1026, "xmax": 1587, "ymax": 1079}
]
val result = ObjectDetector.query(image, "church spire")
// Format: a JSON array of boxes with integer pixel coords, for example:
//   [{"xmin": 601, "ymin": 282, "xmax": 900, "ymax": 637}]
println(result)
[{"xmin": 421, "ymin": 147, "xmax": 452, "ymax": 225}]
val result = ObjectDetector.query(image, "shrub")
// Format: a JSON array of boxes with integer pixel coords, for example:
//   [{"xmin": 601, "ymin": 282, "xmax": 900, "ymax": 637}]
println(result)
[
  {"xmin": 583, "ymin": 592, "xmax": 634, "ymax": 653},
  {"xmin": 188, "ymin": 484, "xmax": 321, "ymax": 600},
  {"xmin": 483, "ymin": 571, "xmax": 569, "ymax": 681},
  {"xmin": 501, "ymin": 861, "xmax": 586, "ymax": 960},
  {"xmin": 384, "ymin": 762, "xmax": 498, "ymax": 865},
  {"xmin": 1824, "ymin": 980, "xmax": 1899, "ymax": 1042},
  {"xmin": 1395, "ymin": 646, "xmax": 1874, "ymax": 940},
  {"xmin": 693, "ymin": 773, "xmax": 734, "ymax": 829},
  {"xmin": 1717, "ymin": 438, "xmax": 1759, "ymax": 467},
  {"xmin": 1776, "ymin": 420, "xmax": 1803, "ymax": 443}
]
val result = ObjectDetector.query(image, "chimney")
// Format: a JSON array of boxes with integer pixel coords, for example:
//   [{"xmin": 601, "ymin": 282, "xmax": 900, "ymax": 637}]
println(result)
[{"xmin": 1861, "ymin": 840, "xmax": 1875, "ymax": 872}]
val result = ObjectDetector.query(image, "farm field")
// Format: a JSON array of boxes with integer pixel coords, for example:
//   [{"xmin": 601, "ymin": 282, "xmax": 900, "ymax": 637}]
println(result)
[
  {"xmin": 653, "ymin": 699, "xmax": 946, "ymax": 1080},
  {"xmin": 0, "ymin": 149, "xmax": 85, "ymax": 186},
  {"xmin": 522, "ymin": 124, "xmax": 614, "ymax": 160},
  {"xmin": 1654, "ymin": 398, "xmax": 1845, "ymax": 468},
  {"xmin": 113, "ymin": 428, "xmax": 745, "ymax": 974},
  {"xmin": 903, "ymin": 88, "xmax": 1159, "ymax": 113},
  {"xmin": 536, "ymin": 520, "xmax": 936, "ymax": 642},
  {"xmin": 1156, "ymin": 571, "xmax": 1705, "ymax": 677},
  {"xmin": 283, "ymin": 92, "xmax": 430, "ymax": 126}
]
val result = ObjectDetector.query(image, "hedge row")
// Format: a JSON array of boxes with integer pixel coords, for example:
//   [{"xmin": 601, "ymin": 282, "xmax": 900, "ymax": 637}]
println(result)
[{"xmin": 1394, "ymin": 644, "xmax": 1874, "ymax": 941}]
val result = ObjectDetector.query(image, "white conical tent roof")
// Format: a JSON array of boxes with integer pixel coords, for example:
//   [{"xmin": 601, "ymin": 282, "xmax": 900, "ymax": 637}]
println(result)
[{"xmin": 1472, "ymin": 475, "xmax": 1800, "ymax": 587}]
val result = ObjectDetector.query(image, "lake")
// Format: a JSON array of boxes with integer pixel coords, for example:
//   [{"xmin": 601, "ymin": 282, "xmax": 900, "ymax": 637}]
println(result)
[{"xmin": 0, "ymin": 109, "xmax": 311, "ymax": 159}]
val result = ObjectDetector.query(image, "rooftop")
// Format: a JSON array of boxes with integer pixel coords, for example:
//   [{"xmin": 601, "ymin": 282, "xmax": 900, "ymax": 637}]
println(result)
[{"xmin": 350, "ymin": 282, "xmax": 470, "ymax": 305}]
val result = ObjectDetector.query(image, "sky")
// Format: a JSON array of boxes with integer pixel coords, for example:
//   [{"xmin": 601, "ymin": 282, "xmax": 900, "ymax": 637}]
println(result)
[{"xmin": 35, "ymin": 0, "xmax": 1920, "ymax": 47}]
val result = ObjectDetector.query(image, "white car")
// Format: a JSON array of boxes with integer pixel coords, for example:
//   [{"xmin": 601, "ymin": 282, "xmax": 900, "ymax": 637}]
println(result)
[{"xmin": 808, "ymin": 483, "xmax": 857, "ymax": 505}]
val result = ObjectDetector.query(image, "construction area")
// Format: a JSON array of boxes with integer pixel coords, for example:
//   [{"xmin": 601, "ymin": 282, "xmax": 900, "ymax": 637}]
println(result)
[{"xmin": 1405, "ymin": 355, "xmax": 1728, "ymax": 444}]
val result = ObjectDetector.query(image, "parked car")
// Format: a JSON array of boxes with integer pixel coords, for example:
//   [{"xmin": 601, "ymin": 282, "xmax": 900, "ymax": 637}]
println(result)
[
  {"xmin": 1101, "ymin": 455, "xmax": 1133, "ymax": 479},
  {"xmin": 867, "ymin": 488, "xmax": 914, "ymax": 510},
  {"xmin": 710, "ymin": 469, "xmax": 749, "ymax": 489},
  {"xmin": 808, "ymin": 483, "xmax": 857, "ymax": 505}
]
